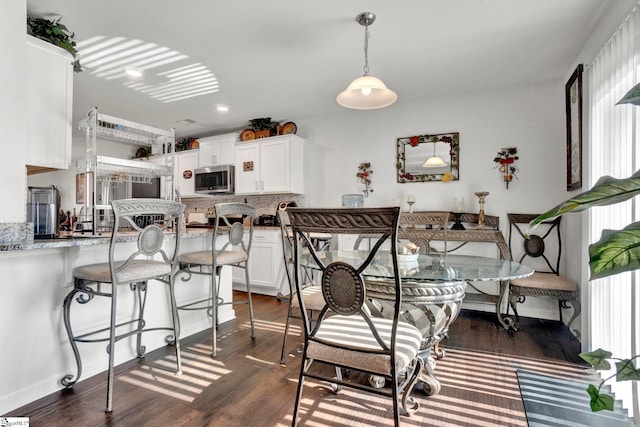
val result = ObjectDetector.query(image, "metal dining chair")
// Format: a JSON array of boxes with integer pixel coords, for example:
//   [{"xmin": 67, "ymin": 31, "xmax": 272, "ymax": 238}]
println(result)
[
  {"xmin": 507, "ymin": 213, "xmax": 580, "ymax": 334},
  {"xmin": 288, "ymin": 207, "xmax": 424, "ymax": 426},
  {"xmin": 277, "ymin": 209, "xmax": 324, "ymax": 364},
  {"xmin": 61, "ymin": 198, "xmax": 186, "ymax": 413},
  {"xmin": 174, "ymin": 202, "xmax": 257, "ymax": 359}
]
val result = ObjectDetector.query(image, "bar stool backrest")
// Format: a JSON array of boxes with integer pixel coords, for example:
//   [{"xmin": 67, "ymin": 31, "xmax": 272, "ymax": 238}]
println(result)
[
  {"xmin": 110, "ymin": 198, "xmax": 185, "ymax": 282},
  {"xmin": 212, "ymin": 202, "xmax": 255, "ymax": 255}
]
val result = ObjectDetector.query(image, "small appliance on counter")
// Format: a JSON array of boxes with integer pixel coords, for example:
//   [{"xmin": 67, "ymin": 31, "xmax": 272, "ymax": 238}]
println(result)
[
  {"xmin": 257, "ymin": 214, "xmax": 276, "ymax": 226},
  {"xmin": 27, "ymin": 185, "xmax": 60, "ymax": 239}
]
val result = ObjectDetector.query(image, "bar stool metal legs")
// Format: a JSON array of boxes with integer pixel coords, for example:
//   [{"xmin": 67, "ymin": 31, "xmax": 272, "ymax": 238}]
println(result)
[{"xmin": 59, "ymin": 198, "xmax": 185, "ymax": 413}]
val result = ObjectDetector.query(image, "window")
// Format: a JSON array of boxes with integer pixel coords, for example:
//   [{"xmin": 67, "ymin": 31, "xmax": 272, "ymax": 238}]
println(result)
[{"xmin": 589, "ymin": 6, "xmax": 640, "ymax": 418}]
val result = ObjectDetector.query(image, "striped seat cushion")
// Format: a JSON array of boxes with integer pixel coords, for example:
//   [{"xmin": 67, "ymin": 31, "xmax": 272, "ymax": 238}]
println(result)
[
  {"xmin": 178, "ymin": 250, "xmax": 248, "ymax": 267},
  {"xmin": 307, "ymin": 315, "xmax": 422, "ymax": 375},
  {"xmin": 73, "ymin": 260, "xmax": 171, "ymax": 284}
]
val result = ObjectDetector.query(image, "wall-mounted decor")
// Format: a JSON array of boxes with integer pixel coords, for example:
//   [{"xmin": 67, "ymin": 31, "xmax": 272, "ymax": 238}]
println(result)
[
  {"xmin": 493, "ymin": 147, "xmax": 519, "ymax": 189},
  {"xmin": 356, "ymin": 162, "xmax": 373, "ymax": 197},
  {"xmin": 566, "ymin": 64, "xmax": 583, "ymax": 191},
  {"xmin": 396, "ymin": 132, "xmax": 459, "ymax": 183}
]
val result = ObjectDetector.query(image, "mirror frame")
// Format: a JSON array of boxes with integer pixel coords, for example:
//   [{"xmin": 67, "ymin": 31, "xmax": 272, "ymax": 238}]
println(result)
[{"xmin": 396, "ymin": 132, "xmax": 459, "ymax": 183}]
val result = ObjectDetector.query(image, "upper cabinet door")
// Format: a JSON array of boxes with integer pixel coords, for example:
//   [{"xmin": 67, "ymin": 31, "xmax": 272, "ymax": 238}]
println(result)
[
  {"xmin": 260, "ymin": 138, "xmax": 290, "ymax": 193},
  {"xmin": 198, "ymin": 133, "xmax": 238, "ymax": 167},
  {"xmin": 233, "ymin": 135, "xmax": 305, "ymax": 195},
  {"xmin": 175, "ymin": 150, "xmax": 199, "ymax": 197},
  {"xmin": 26, "ymin": 36, "xmax": 73, "ymax": 170},
  {"xmin": 235, "ymin": 142, "xmax": 260, "ymax": 194}
]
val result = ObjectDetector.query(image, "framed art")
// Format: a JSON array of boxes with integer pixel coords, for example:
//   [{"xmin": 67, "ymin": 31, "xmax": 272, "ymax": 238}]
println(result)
[
  {"xmin": 396, "ymin": 132, "xmax": 459, "ymax": 183},
  {"xmin": 75, "ymin": 172, "xmax": 93, "ymax": 204},
  {"xmin": 566, "ymin": 64, "xmax": 583, "ymax": 191}
]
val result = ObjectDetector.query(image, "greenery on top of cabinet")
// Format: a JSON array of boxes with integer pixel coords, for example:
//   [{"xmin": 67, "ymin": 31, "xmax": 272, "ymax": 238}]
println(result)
[{"xmin": 27, "ymin": 16, "xmax": 82, "ymax": 72}]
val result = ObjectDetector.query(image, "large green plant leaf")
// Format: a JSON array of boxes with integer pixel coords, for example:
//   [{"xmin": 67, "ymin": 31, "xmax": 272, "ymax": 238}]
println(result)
[
  {"xmin": 580, "ymin": 348, "xmax": 612, "ymax": 370},
  {"xmin": 587, "ymin": 384, "xmax": 615, "ymax": 412},
  {"xmin": 589, "ymin": 222, "xmax": 640, "ymax": 280},
  {"xmin": 615, "ymin": 359, "xmax": 640, "ymax": 381},
  {"xmin": 528, "ymin": 170, "xmax": 640, "ymax": 232}
]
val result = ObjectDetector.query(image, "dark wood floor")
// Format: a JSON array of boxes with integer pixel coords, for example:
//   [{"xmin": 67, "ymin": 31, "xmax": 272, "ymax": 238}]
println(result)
[{"xmin": 7, "ymin": 293, "xmax": 586, "ymax": 426}]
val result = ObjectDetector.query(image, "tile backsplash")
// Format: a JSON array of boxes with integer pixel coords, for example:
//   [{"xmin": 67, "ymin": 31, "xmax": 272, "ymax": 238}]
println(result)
[{"xmin": 183, "ymin": 194, "xmax": 305, "ymax": 218}]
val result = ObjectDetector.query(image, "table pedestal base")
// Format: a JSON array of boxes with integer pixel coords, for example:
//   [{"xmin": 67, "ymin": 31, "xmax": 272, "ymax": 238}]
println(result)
[{"xmin": 367, "ymin": 279, "xmax": 466, "ymax": 395}]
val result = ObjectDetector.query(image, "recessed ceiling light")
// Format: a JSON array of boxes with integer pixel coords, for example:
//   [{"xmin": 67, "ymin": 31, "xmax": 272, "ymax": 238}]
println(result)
[
  {"xmin": 124, "ymin": 66, "xmax": 144, "ymax": 78},
  {"xmin": 176, "ymin": 119, "xmax": 197, "ymax": 125},
  {"xmin": 216, "ymin": 104, "xmax": 229, "ymax": 112}
]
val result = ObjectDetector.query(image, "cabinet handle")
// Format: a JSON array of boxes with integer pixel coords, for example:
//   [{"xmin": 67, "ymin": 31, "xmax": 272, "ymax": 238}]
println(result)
[
  {"xmin": 260, "ymin": 180, "xmax": 264, "ymax": 190},
  {"xmin": 255, "ymin": 181, "xmax": 259, "ymax": 190}
]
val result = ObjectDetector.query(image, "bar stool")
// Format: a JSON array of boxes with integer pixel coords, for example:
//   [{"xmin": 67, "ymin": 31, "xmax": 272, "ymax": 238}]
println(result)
[
  {"xmin": 174, "ymin": 202, "xmax": 256, "ymax": 359},
  {"xmin": 61, "ymin": 199, "xmax": 186, "ymax": 413}
]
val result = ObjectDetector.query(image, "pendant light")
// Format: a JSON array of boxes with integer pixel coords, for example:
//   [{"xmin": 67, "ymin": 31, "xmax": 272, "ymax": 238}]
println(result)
[
  {"xmin": 423, "ymin": 143, "xmax": 447, "ymax": 168},
  {"xmin": 336, "ymin": 12, "xmax": 397, "ymax": 110}
]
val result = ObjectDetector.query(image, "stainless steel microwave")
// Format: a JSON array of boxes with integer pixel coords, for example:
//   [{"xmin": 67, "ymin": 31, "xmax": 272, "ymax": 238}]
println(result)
[{"xmin": 195, "ymin": 164, "xmax": 235, "ymax": 194}]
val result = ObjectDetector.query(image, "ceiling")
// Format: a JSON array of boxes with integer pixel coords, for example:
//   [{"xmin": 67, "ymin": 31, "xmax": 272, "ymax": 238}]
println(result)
[{"xmin": 26, "ymin": 0, "xmax": 611, "ymax": 139}]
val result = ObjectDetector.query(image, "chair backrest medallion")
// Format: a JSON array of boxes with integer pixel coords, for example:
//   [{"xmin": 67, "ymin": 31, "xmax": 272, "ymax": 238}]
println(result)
[{"xmin": 110, "ymin": 198, "xmax": 186, "ymax": 281}]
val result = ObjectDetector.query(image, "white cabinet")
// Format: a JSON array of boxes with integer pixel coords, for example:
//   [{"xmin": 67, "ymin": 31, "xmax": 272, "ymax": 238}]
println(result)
[
  {"xmin": 175, "ymin": 150, "xmax": 199, "ymax": 197},
  {"xmin": 147, "ymin": 150, "xmax": 197, "ymax": 198},
  {"xmin": 234, "ymin": 135, "xmax": 305, "ymax": 195},
  {"xmin": 198, "ymin": 133, "xmax": 237, "ymax": 167},
  {"xmin": 232, "ymin": 229, "xmax": 285, "ymax": 296},
  {"xmin": 26, "ymin": 35, "xmax": 74, "ymax": 170}
]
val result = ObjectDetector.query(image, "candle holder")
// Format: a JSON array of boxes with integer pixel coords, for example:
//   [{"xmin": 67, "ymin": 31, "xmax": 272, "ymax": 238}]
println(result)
[
  {"xmin": 451, "ymin": 197, "xmax": 465, "ymax": 230},
  {"xmin": 475, "ymin": 191, "xmax": 489, "ymax": 229},
  {"xmin": 452, "ymin": 212, "xmax": 465, "ymax": 230}
]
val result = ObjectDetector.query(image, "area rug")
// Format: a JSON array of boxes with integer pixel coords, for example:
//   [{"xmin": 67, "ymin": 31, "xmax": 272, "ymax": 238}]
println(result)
[{"xmin": 517, "ymin": 369, "xmax": 633, "ymax": 426}]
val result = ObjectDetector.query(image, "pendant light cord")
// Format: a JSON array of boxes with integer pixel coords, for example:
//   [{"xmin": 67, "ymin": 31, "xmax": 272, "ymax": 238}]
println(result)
[{"xmin": 363, "ymin": 24, "xmax": 370, "ymax": 76}]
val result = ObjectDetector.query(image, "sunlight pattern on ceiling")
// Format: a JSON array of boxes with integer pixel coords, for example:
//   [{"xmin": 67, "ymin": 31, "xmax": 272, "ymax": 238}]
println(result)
[{"xmin": 76, "ymin": 36, "xmax": 219, "ymax": 103}]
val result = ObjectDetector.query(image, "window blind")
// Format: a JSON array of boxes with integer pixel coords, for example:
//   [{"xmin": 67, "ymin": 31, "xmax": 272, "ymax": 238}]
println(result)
[{"xmin": 589, "ymin": 5, "xmax": 640, "ymax": 418}]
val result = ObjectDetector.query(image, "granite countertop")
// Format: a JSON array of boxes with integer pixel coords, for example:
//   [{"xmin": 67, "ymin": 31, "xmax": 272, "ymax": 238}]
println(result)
[{"xmin": 0, "ymin": 228, "xmax": 214, "ymax": 252}]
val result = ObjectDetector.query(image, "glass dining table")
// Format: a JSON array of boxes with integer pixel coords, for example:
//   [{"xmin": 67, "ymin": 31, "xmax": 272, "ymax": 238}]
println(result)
[{"xmin": 301, "ymin": 250, "xmax": 534, "ymax": 395}]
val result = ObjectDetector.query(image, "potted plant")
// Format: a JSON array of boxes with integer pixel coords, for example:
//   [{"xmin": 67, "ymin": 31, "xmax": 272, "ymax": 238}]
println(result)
[
  {"xmin": 27, "ymin": 16, "xmax": 82, "ymax": 72},
  {"xmin": 529, "ymin": 170, "xmax": 640, "ymax": 411},
  {"xmin": 249, "ymin": 118, "xmax": 277, "ymax": 138}
]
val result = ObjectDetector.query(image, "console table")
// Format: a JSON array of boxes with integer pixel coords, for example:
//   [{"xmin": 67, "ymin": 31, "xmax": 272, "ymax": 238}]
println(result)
[{"xmin": 399, "ymin": 212, "xmax": 515, "ymax": 330}]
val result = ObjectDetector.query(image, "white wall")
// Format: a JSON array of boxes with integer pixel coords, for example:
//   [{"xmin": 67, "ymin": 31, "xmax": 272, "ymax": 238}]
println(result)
[
  {"xmin": 0, "ymin": 0, "xmax": 27, "ymax": 222},
  {"xmin": 303, "ymin": 81, "xmax": 567, "ymax": 213},
  {"xmin": 299, "ymin": 80, "xmax": 570, "ymax": 320}
]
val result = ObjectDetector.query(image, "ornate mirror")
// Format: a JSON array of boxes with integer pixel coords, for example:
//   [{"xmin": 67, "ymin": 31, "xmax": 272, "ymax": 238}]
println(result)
[{"xmin": 396, "ymin": 132, "xmax": 459, "ymax": 182}]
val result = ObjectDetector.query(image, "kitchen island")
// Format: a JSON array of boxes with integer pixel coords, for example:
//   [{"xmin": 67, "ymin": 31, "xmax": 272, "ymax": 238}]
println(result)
[{"xmin": 0, "ymin": 228, "xmax": 235, "ymax": 415}]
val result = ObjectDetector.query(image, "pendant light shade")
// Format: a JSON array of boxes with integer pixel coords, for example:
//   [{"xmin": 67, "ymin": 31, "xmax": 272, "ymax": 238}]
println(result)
[
  {"xmin": 337, "ymin": 75, "xmax": 397, "ymax": 110},
  {"xmin": 337, "ymin": 12, "xmax": 397, "ymax": 110},
  {"xmin": 422, "ymin": 143, "xmax": 447, "ymax": 168},
  {"xmin": 422, "ymin": 156, "xmax": 447, "ymax": 168}
]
